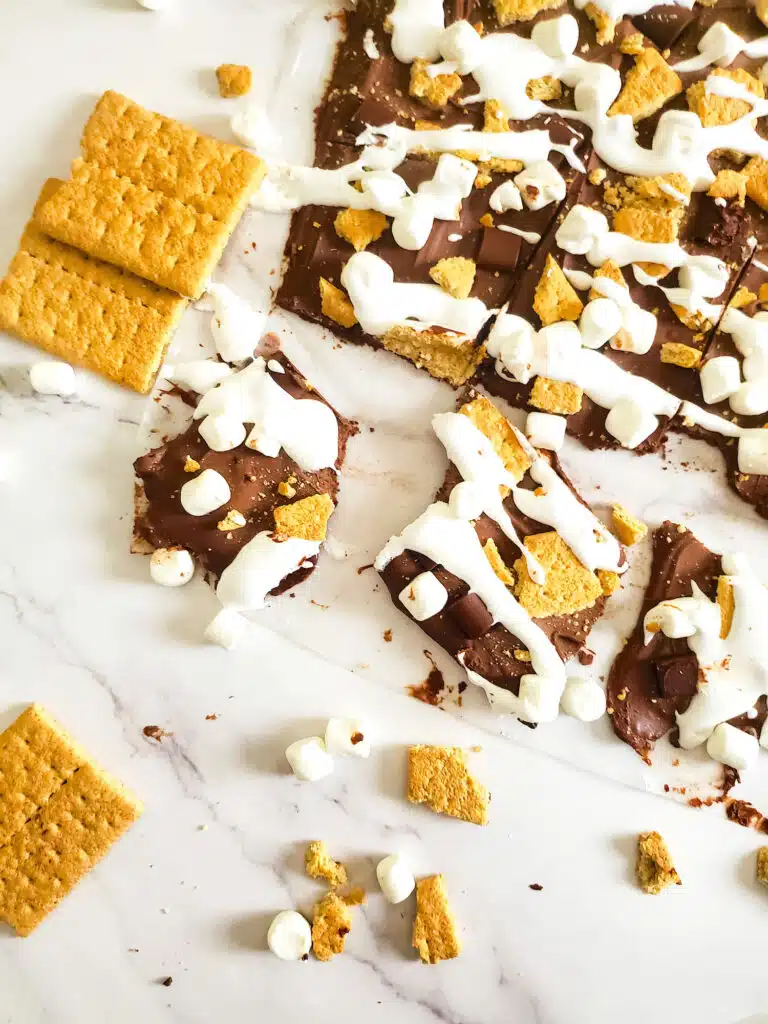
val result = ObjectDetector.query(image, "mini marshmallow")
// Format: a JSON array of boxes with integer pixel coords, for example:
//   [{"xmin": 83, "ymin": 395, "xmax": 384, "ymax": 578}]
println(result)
[
  {"xmin": 612, "ymin": 304, "xmax": 656, "ymax": 355},
  {"xmin": 555, "ymin": 205, "xmax": 609, "ymax": 256},
  {"xmin": 204, "ymin": 608, "xmax": 247, "ymax": 650},
  {"xmin": 560, "ymin": 676, "xmax": 606, "ymax": 722},
  {"xmin": 761, "ymin": 717, "xmax": 768, "ymax": 750},
  {"xmin": 605, "ymin": 396, "xmax": 658, "ymax": 449},
  {"xmin": 149, "ymin": 547, "xmax": 195, "ymax": 587},
  {"xmin": 517, "ymin": 675, "xmax": 561, "ymax": 724},
  {"xmin": 514, "ymin": 161, "xmax": 566, "ymax": 212},
  {"xmin": 29, "ymin": 361, "xmax": 76, "ymax": 397},
  {"xmin": 398, "ymin": 571, "xmax": 449, "ymax": 621},
  {"xmin": 536, "ymin": 321, "xmax": 582, "ymax": 378},
  {"xmin": 489, "ymin": 180, "xmax": 523, "ymax": 214},
  {"xmin": 360, "ymin": 170, "xmax": 409, "ymax": 214},
  {"xmin": 267, "ymin": 911, "xmax": 312, "ymax": 961},
  {"xmin": 738, "ymin": 431, "xmax": 768, "ymax": 475},
  {"xmin": 376, "ymin": 854, "xmax": 416, "ymax": 904},
  {"xmin": 729, "ymin": 380, "xmax": 768, "ymax": 417},
  {"xmin": 231, "ymin": 108, "xmax": 281, "ymax": 158},
  {"xmin": 705, "ymin": 722, "xmax": 759, "ymax": 771},
  {"xmin": 285, "ymin": 736, "xmax": 334, "ymax": 782},
  {"xmin": 449, "ymin": 480, "xmax": 486, "ymax": 520},
  {"xmin": 180, "ymin": 468, "xmax": 231, "ymax": 516},
  {"xmin": 209, "ymin": 283, "xmax": 266, "ymax": 363},
  {"xmin": 198, "ymin": 413, "xmax": 247, "ymax": 452},
  {"xmin": 526, "ymin": 411, "xmax": 566, "ymax": 451},
  {"xmin": 392, "ymin": 194, "xmax": 435, "ymax": 250},
  {"xmin": 579, "ymin": 298, "xmax": 622, "ymax": 349},
  {"xmin": 439, "ymin": 20, "xmax": 483, "ymax": 74},
  {"xmin": 531, "ymin": 13, "xmax": 579, "ymax": 59},
  {"xmin": 487, "ymin": 314, "xmax": 536, "ymax": 383},
  {"xmin": 325, "ymin": 718, "xmax": 371, "ymax": 758},
  {"xmin": 700, "ymin": 356, "xmax": 741, "ymax": 405},
  {"xmin": 166, "ymin": 360, "xmax": 232, "ymax": 393}
]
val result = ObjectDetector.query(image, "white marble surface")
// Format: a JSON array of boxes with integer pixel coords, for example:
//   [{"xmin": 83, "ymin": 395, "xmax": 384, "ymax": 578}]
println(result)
[{"xmin": 2, "ymin": 2, "xmax": 768, "ymax": 1022}]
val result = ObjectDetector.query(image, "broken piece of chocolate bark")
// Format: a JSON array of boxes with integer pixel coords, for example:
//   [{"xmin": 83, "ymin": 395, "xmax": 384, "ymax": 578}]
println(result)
[{"xmin": 376, "ymin": 392, "xmax": 626, "ymax": 725}]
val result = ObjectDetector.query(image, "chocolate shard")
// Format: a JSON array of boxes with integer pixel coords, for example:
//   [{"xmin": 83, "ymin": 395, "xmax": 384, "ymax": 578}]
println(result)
[
  {"xmin": 477, "ymin": 227, "xmax": 522, "ymax": 273},
  {"xmin": 446, "ymin": 592, "xmax": 494, "ymax": 639},
  {"xmin": 652, "ymin": 654, "xmax": 699, "ymax": 700},
  {"xmin": 691, "ymin": 197, "xmax": 750, "ymax": 254},
  {"xmin": 633, "ymin": 6, "xmax": 696, "ymax": 51}
]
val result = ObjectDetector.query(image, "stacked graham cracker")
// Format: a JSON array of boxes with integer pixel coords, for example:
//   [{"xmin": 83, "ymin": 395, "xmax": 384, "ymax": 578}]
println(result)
[{"xmin": 0, "ymin": 91, "xmax": 264, "ymax": 393}]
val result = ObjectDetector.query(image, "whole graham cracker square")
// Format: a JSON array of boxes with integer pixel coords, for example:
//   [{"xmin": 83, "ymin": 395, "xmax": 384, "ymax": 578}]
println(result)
[
  {"xmin": 0, "ymin": 180, "xmax": 186, "ymax": 393},
  {"xmin": 34, "ymin": 91, "xmax": 265, "ymax": 298},
  {"xmin": 0, "ymin": 705, "xmax": 142, "ymax": 936}
]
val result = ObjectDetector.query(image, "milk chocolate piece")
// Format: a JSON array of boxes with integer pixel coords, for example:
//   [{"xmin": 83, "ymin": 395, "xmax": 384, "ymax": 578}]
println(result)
[
  {"xmin": 691, "ymin": 197, "xmax": 750, "ymax": 251},
  {"xmin": 477, "ymin": 228, "xmax": 522, "ymax": 273},
  {"xmin": 446, "ymin": 592, "xmax": 495, "ymax": 639},
  {"xmin": 632, "ymin": 6, "xmax": 695, "ymax": 50},
  {"xmin": 652, "ymin": 654, "xmax": 699, "ymax": 700}
]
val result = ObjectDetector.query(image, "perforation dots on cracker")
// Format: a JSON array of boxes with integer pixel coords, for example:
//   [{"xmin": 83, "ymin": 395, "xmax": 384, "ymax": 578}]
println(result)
[{"xmin": 407, "ymin": 745, "xmax": 489, "ymax": 826}]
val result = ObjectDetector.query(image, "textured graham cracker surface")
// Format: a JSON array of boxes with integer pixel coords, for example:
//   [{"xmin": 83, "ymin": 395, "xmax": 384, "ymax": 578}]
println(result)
[
  {"xmin": 0, "ymin": 180, "xmax": 186, "ymax": 393},
  {"xmin": 35, "ymin": 91, "xmax": 265, "ymax": 297},
  {"xmin": 407, "ymin": 745, "xmax": 489, "ymax": 826},
  {"xmin": 413, "ymin": 875, "xmax": 461, "ymax": 964},
  {"xmin": 0, "ymin": 705, "xmax": 142, "ymax": 936}
]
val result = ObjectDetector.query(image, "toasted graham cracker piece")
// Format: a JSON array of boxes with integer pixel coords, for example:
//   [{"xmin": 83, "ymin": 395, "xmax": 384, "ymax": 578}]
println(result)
[
  {"xmin": 533, "ymin": 254, "xmax": 583, "ymax": 326},
  {"xmin": 413, "ymin": 875, "xmax": 461, "ymax": 964},
  {"xmin": 529, "ymin": 377, "xmax": 583, "ymax": 415},
  {"xmin": 0, "ymin": 705, "xmax": 141, "ymax": 936},
  {"xmin": 589, "ymin": 260, "xmax": 626, "ymax": 301},
  {"xmin": 608, "ymin": 48, "xmax": 682, "ymax": 123},
  {"xmin": 708, "ymin": 169, "xmax": 748, "ymax": 205},
  {"xmin": 216, "ymin": 64, "xmax": 252, "ymax": 98},
  {"xmin": 273, "ymin": 493, "xmax": 334, "ymax": 542},
  {"xmin": 598, "ymin": 570, "xmax": 620, "ymax": 596},
  {"xmin": 687, "ymin": 68, "xmax": 764, "ymax": 128},
  {"xmin": 382, "ymin": 327, "xmax": 484, "ymax": 387},
  {"xmin": 305, "ymin": 841, "xmax": 348, "ymax": 888},
  {"xmin": 744, "ymin": 156, "xmax": 768, "ymax": 212},
  {"xmin": 492, "ymin": 0, "xmax": 562, "ymax": 27},
  {"xmin": 514, "ymin": 531, "xmax": 603, "ymax": 618},
  {"xmin": 407, "ymin": 745, "xmax": 489, "ymax": 825},
  {"xmin": 334, "ymin": 208, "xmax": 388, "ymax": 252},
  {"xmin": 410, "ymin": 59, "xmax": 462, "ymax": 109},
  {"xmin": 660, "ymin": 342, "xmax": 702, "ymax": 369},
  {"xmin": 611, "ymin": 504, "xmax": 647, "ymax": 546},
  {"xmin": 584, "ymin": 2, "xmax": 615, "ymax": 44},
  {"xmin": 0, "ymin": 180, "xmax": 186, "ymax": 393},
  {"xmin": 459, "ymin": 395, "xmax": 533, "ymax": 483},
  {"xmin": 484, "ymin": 538, "xmax": 515, "ymax": 587},
  {"xmin": 757, "ymin": 847, "xmax": 768, "ymax": 886},
  {"xmin": 636, "ymin": 831, "xmax": 681, "ymax": 895},
  {"xmin": 484, "ymin": 100, "xmax": 510, "ymax": 133},
  {"xmin": 319, "ymin": 277, "xmax": 357, "ymax": 328},
  {"xmin": 729, "ymin": 286, "xmax": 757, "ymax": 311},
  {"xmin": 429, "ymin": 257, "xmax": 476, "ymax": 300},
  {"xmin": 311, "ymin": 891, "xmax": 353, "ymax": 961},
  {"xmin": 35, "ymin": 91, "xmax": 264, "ymax": 298},
  {"xmin": 716, "ymin": 575, "xmax": 734, "ymax": 640},
  {"xmin": 526, "ymin": 76, "xmax": 562, "ymax": 102}
]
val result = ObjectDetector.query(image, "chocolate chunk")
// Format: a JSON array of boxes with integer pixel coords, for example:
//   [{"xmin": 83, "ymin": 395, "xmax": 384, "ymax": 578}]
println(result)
[
  {"xmin": 633, "ymin": 6, "xmax": 695, "ymax": 51},
  {"xmin": 477, "ymin": 227, "xmax": 521, "ymax": 273},
  {"xmin": 446, "ymin": 592, "xmax": 494, "ymax": 639},
  {"xmin": 691, "ymin": 197, "xmax": 749, "ymax": 255},
  {"xmin": 577, "ymin": 647, "xmax": 596, "ymax": 666},
  {"xmin": 652, "ymin": 654, "xmax": 699, "ymax": 699}
]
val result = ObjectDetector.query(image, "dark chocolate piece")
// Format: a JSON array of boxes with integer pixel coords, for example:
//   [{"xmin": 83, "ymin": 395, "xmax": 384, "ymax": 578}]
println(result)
[
  {"xmin": 446, "ymin": 592, "xmax": 495, "ymax": 639},
  {"xmin": 652, "ymin": 654, "xmax": 699, "ymax": 700},
  {"xmin": 477, "ymin": 227, "xmax": 522, "ymax": 273},
  {"xmin": 691, "ymin": 197, "xmax": 750, "ymax": 251},
  {"xmin": 632, "ymin": 6, "xmax": 695, "ymax": 50}
]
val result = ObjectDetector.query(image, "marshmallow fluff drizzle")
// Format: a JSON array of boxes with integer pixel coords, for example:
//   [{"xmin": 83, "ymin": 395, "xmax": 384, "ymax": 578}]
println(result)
[{"xmin": 376, "ymin": 412, "xmax": 619, "ymax": 722}]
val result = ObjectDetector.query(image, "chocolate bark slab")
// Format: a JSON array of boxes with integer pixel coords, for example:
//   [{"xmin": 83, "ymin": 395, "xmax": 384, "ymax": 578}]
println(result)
[
  {"xmin": 134, "ymin": 353, "xmax": 354, "ymax": 591},
  {"xmin": 606, "ymin": 521, "xmax": 767, "ymax": 760}
]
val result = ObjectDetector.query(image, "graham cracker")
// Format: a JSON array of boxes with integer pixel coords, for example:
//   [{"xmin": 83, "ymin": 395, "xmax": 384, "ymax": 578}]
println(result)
[
  {"xmin": 413, "ymin": 875, "xmax": 461, "ymax": 964},
  {"xmin": 484, "ymin": 538, "xmax": 515, "ymax": 587},
  {"xmin": 0, "ymin": 180, "xmax": 186, "ymax": 393},
  {"xmin": 459, "ymin": 395, "xmax": 533, "ymax": 483},
  {"xmin": 636, "ymin": 831, "xmax": 681, "ymax": 895},
  {"xmin": 407, "ymin": 745, "xmax": 489, "ymax": 826},
  {"xmin": 584, "ymin": 2, "xmax": 615, "ymax": 44},
  {"xmin": 533, "ymin": 254, "xmax": 583, "ymax": 326},
  {"xmin": 429, "ymin": 257, "xmax": 476, "ymax": 300},
  {"xmin": 311, "ymin": 891, "xmax": 353, "ymax": 961},
  {"xmin": 319, "ymin": 277, "xmax": 358, "ymax": 328},
  {"xmin": 529, "ymin": 377, "xmax": 583, "ymax": 415},
  {"xmin": 716, "ymin": 575, "xmax": 734, "ymax": 640},
  {"xmin": 611, "ymin": 504, "xmax": 647, "ymax": 547},
  {"xmin": 660, "ymin": 342, "xmax": 702, "ymax": 369},
  {"xmin": 608, "ymin": 48, "xmax": 682, "ymax": 123},
  {"xmin": 305, "ymin": 841, "xmax": 348, "ymax": 888},
  {"xmin": 216, "ymin": 64, "xmax": 252, "ymax": 99},
  {"xmin": 0, "ymin": 705, "xmax": 142, "ymax": 936},
  {"xmin": 492, "ymin": 0, "xmax": 562, "ymax": 26},
  {"xmin": 757, "ymin": 847, "xmax": 768, "ymax": 886},
  {"xmin": 273, "ymin": 493, "xmax": 334, "ymax": 542},
  {"xmin": 410, "ymin": 59, "xmax": 462, "ymax": 109},
  {"xmin": 381, "ymin": 326, "xmax": 484, "ymax": 387},
  {"xmin": 514, "ymin": 531, "xmax": 603, "ymax": 618},
  {"xmin": 34, "ymin": 91, "xmax": 265, "ymax": 298},
  {"xmin": 687, "ymin": 68, "xmax": 763, "ymax": 128},
  {"xmin": 334, "ymin": 208, "xmax": 388, "ymax": 252}
]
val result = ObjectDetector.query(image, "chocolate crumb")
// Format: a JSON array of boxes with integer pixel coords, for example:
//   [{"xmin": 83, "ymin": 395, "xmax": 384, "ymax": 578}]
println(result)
[
  {"xmin": 407, "ymin": 651, "xmax": 446, "ymax": 706},
  {"xmin": 143, "ymin": 725, "xmax": 172, "ymax": 742},
  {"xmin": 160, "ymin": 977, "xmax": 173, "ymax": 987},
  {"xmin": 205, "ymin": 713, "xmax": 219, "ymax": 721},
  {"xmin": 383, "ymin": 629, "xmax": 393, "ymax": 643},
  {"xmin": 529, "ymin": 883, "xmax": 543, "ymax": 891},
  {"xmin": 350, "ymin": 731, "xmax": 364, "ymax": 745}
]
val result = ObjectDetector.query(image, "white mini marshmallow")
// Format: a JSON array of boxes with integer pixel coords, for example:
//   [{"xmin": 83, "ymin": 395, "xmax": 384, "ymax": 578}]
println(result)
[
  {"xmin": 325, "ymin": 718, "xmax": 370, "ymax": 758},
  {"xmin": 448, "ymin": 480, "xmax": 486, "ymax": 520},
  {"xmin": 149, "ymin": 547, "xmax": 195, "ymax": 587},
  {"xmin": 729, "ymin": 380, "xmax": 768, "ymax": 417},
  {"xmin": 198, "ymin": 413, "xmax": 247, "ymax": 452},
  {"xmin": 518, "ymin": 675, "xmax": 561, "ymax": 724},
  {"xmin": 209, "ymin": 283, "xmax": 266, "ymax": 363},
  {"xmin": 705, "ymin": 722, "xmax": 759, "ymax": 771},
  {"xmin": 398, "ymin": 571, "xmax": 448, "ymax": 621},
  {"xmin": 514, "ymin": 161, "xmax": 566, "ymax": 211},
  {"xmin": 605, "ymin": 396, "xmax": 658, "ymax": 449},
  {"xmin": 700, "ymin": 356, "xmax": 741, "ymax": 405},
  {"xmin": 439, "ymin": 20, "xmax": 483, "ymax": 74},
  {"xmin": 392, "ymin": 194, "xmax": 435, "ymax": 250},
  {"xmin": 537, "ymin": 321, "xmax": 582, "ymax": 378},
  {"xmin": 30, "ymin": 361, "xmax": 76, "ymax": 397},
  {"xmin": 526, "ymin": 411, "xmax": 566, "ymax": 451},
  {"xmin": 166, "ymin": 360, "xmax": 232, "ymax": 394},
  {"xmin": 489, "ymin": 180, "xmax": 523, "ymax": 214},
  {"xmin": 376, "ymin": 854, "xmax": 416, "ymax": 904},
  {"xmin": 204, "ymin": 608, "xmax": 247, "ymax": 650},
  {"xmin": 531, "ymin": 13, "xmax": 579, "ymax": 59},
  {"xmin": 612, "ymin": 304, "xmax": 656, "ymax": 355},
  {"xmin": 555, "ymin": 205, "xmax": 609, "ymax": 256},
  {"xmin": 285, "ymin": 736, "xmax": 334, "ymax": 782},
  {"xmin": 761, "ymin": 717, "xmax": 768, "ymax": 750},
  {"xmin": 487, "ymin": 314, "xmax": 536, "ymax": 383},
  {"xmin": 579, "ymin": 298, "xmax": 622, "ymax": 349},
  {"xmin": 360, "ymin": 170, "xmax": 409, "ymax": 214},
  {"xmin": 267, "ymin": 911, "xmax": 312, "ymax": 961},
  {"xmin": 180, "ymin": 468, "xmax": 231, "ymax": 516},
  {"xmin": 231, "ymin": 108, "xmax": 281, "ymax": 158},
  {"xmin": 560, "ymin": 676, "xmax": 606, "ymax": 722},
  {"xmin": 738, "ymin": 431, "xmax": 768, "ymax": 475}
]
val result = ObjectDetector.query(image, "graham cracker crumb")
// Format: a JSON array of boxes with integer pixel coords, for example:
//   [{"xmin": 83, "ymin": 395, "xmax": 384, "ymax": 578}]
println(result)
[
  {"xmin": 526, "ymin": 76, "xmax": 562, "ymax": 101},
  {"xmin": 459, "ymin": 395, "xmax": 533, "ymax": 482},
  {"xmin": 342, "ymin": 886, "xmax": 366, "ymax": 907},
  {"xmin": 687, "ymin": 68, "xmax": 763, "ymax": 128},
  {"xmin": 484, "ymin": 100, "xmax": 509, "ymax": 133},
  {"xmin": 407, "ymin": 745, "xmax": 489, "ymax": 826},
  {"xmin": 319, "ymin": 278, "xmax": 357, "ymax": 328},
  {"xmin": 216, "ymin": 64, "xmax": 252, "ymax": 98},
  {"xmin": 757, "ymin": 847, "xmax": 768, "ymax": 886},
  {"xmin": 305, "ymin": 840, "xmax": 348, "ymax": 888},
  {"xmin": 588, "ymin": 167, "xmax": 607, "ymax": 187},
  {"xmin": 529, "ymin": 377, "xmax": 583, "ymax": 415},
  {"xmin": 716, "ymin": 575, "xmax": 734, "ymax": 640},
  {"xmin": 429, "ymin": 257, "xmax": 476, "ymax": 300},
  {"xmin": 484, "ymin": 538, "xmax": 515, "ymax": 587},
  {"xmin": 611, "ymin": 504, "xmax": 647, "ymax": 546},
  {"xmin": 620, "ymin": 32, "xmax": 645, "ymax": 56},
  {"xmin": 636, "ymin": 831, "xmax": 681, "ymax": 895},
  {"xmin": 598, "ymin": 570, "xmax": 620, "ymax": 596},
  {"xmin": 334, "ymin": 208, "xmax": 388, "ymax": 252},
  {"xmin": 708, "ymin": 169, "xmax": 748, "ymax": 206},
  {"xmin": 216, "ymin": 509, "xmax": 246, "ymax": 532},
  {"xmin": 514, "ymin": 649, "xmax": 532, "ymax": 662},
  {"xmin": 614, "ymin": 206, "xmax": 679, "ymax": 246},
  {"xmin": 660, "ymin": 342, "xmax": 702, "ymax": 369},
  {"xmin": 608, "ymin": 48, "xmax": 682, "ymax": 123},
  {"xmin": 514, "ymin": 532, "xmax": 603, "ymax": 617},
  {"xmin": 533, "ymin": 254, "xmax": 584, "ymax": 326},
  {"xmin": 475, "ymin": 170, "xmax": 493, "ymax": 189},
  {"xmin": 311, "ymin": 892, "xmax": 353, "ymax": 961},
  {"xmin": 479, "ymin": 212, "xmax": 494, "ymax": 228},
  {"xmin": 584, "ymin": 2, "xmax": 615, "ymax": 44},
  {"xmin": 492, "ymin": 0, "xmax": 562, "ymax": 25},
  {"xmin": 589, "ymin": 260, "xmax": 626, "ymax": 300},
  {"xmin": 413, "ymin": 875, "xmax": 461, "ymax": 964},
  {"xmin": 382, "ymin": 326, "xmax": 484, "ymax": 386},
  {"xmin": 760, "ymin": 283, "xmax": 768, "ymax": 304},
  {"xmin": 729, "ymin": 286, "xmax": 757, "ymax": 310},
  {"xmin": 410, "ymin": 59, "xmax": 462, "ymax": 109},
  {"xmin": 745, "ymin": 156, "xmax": 768, "ymax": 212},
  {"xmin": 277, "ymin": 479, "xmax": 297, "ymax": 498},
  {"xmin": 183, "ymin": 456, "xmax": 200, "ymax": 473},
  {"xmin": 273, "ymin": 493, "xmax": 334, "ymax": 542}
]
